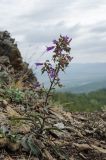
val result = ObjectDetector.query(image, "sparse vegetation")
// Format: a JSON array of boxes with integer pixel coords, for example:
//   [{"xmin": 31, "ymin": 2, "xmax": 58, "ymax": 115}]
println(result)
[
  {"xmin": 5, "ymin": 87, "xmax": 24, "ymax": 103},
  {"xmin": 52, "ymin": 89, "xmax": 106, "ymax": 111}
]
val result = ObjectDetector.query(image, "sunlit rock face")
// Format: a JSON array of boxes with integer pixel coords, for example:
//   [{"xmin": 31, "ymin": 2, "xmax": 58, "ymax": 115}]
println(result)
[{"xmin": 0, "ymin": 31, "xmax": 37, "ymax": 85}]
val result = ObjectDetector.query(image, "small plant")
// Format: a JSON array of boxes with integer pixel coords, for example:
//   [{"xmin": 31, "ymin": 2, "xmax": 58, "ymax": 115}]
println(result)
[
  {"xmin": 5, "ymin": 87, "xmax": 24, "ymax": 103},
  {"xmin": 35, "ymin": 35, "xmax": 73, "ymax": 132}
]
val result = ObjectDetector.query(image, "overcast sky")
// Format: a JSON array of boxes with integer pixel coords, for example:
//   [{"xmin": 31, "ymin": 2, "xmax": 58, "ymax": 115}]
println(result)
[{"xmin": 0, "ymin": 0, "xmax": 106, "ymax": 64}]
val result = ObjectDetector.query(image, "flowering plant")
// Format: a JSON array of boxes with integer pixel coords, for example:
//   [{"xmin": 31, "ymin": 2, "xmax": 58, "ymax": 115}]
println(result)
[
  {"xmin": 36, "ymin": 35, "xmax": 73, "ymax": 133},
  {"xmin": 35, "ymin": 35, "xmax": 73, "ymax": 107}
]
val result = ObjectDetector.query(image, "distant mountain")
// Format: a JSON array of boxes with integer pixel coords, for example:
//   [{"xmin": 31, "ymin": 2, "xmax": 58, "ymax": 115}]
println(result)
[
  {"xmin": 35, "ymin": 63, "xmax": 106, "ymax": 93},
  {"xmin": 62, "ymin": 80, "xmax": 106, "ymax": 93}
]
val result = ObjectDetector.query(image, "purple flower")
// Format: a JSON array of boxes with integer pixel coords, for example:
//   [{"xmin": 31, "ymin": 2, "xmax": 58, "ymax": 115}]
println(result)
[
  {"xmin": 65, "ymin": 35, "xmax": 69, "ymax": 39},
  {"xmin": 35, "ymin": 63, "xmax": 43, "ymax": 67},
  {"xmin": 53, "ymin": 40, "xmax": 57, "ymax": 44},
  {"xmin": 49, "ymin": 68, "xmax": 56, "ymax": 78},
  {"xmin": 63, "ymin": 36, "xmax": 72, "ymax": 43},
  {"xmin": 63, "ymin": 36, "xmax": 69, "ymax": 42},
  {"xmin": 46, "ymin": 46, "xmax": 55, "ymax": 52}
]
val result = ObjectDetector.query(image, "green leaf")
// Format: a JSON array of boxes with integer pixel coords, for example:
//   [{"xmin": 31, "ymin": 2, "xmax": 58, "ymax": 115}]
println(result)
[
  {"xmin": 27, "ymin": 134, "xmax": 42, "ymax": 158},
  {"xmin": 21, "ymin": 135, "xmax": 30, "ymax": 152},
  {"xmin": 44, "ymin": 127, "xmax": 62, "ymax": 132}
]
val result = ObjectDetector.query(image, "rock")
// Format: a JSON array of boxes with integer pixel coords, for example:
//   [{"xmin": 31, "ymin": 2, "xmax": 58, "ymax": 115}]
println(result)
[
  {"xmin": 19, "ymin": 105, "xmax": 25, "ymax": 112},
  {"xmin": 44, "ymin": 149, "xmax": 56, "ymax": 160},
  {"xmin": 91, "ymin": 144, "xmax": 106, "ymax": 154},
  {"xmin": 9, "ymin": 47, "xmax": 23, "ymax": 70},
  {"xmin": 2, "ymin": 100, "xmax": 8, "ymax": 107},
  {"xmin": 0, "ymin": 71, "xmax": 10, "ymax": 83},
  {"xmin": 73, "ymin": 143, "xmax": 92, "ymax": 151},
  {"xmin": 74, "ymin": 115, "xmax": 87, "ymax": 121},
  {"xmin": 34, "ymin": 139, "xmax": 45, "ymax": 150},
  {"xmin": 62, "ymin": 112, "xmax": 73, "ymax": 122},
  {"xmin": 69, "ymin": 156, "xmax": 75, "ymax": 160},
  {"xmin": 49, "ymin": 129, "xmax": 70, "ymax": 140},
  {"xmin": 4, "ymin": 156, "xmax": 14, "ymax": 160},
  {"xmin": 54, "ymin": 122, "xmax": 65, "ymax": 129},
  {"xmin": 0, "ymin": 112, "xmax": 7, "ymax": 123},
  {"xmin": 6, "ymin": 105, "xmax": 21, "ymax": 117},
  {"xmin": 0, "ymin": 56, "xmax": 10, "ymax": 66},
  {"xmin": 18, "ymin": 124, "xmax": 31, "ymax": 134},
  {"xmin": 0, "ymin": 137, "xmax": 8, "ymax": 148},
  {"xmin": 0, "ymin": 31, "xmax": 22, "ymax": 70},
  {"xmin": 50, "ymin": 110, "xmax": 64, "ymax": 120},
  {"xmin": 66, "ymin": 127, "xmax": 83, "ymax": 137},
  {"xmin": 7, "ymin": 141, "xmax": 20, "ymax": 151}
]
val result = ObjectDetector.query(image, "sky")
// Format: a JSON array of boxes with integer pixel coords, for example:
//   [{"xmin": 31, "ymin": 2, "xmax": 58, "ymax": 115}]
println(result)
[{"xmin": 0, "ymin": 0, "xmax": 106, "ymax": 64}]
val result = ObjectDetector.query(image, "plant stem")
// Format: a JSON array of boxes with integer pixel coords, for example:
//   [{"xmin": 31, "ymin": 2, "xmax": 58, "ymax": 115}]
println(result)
[
  {"xmin": 44, "ymin": 64, "xmax": 60, "ymax": 107},
  {"xmin": 42, "ymin": 63, "xmax": 60, "ymax": 133}
]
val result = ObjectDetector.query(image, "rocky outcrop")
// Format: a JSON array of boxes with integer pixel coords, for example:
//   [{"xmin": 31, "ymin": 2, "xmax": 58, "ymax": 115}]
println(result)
[
  {"xmin": 0, "ymin": 31, "xmax": 22, "ymax": 70},
  {"xmin": 0, "ymin": 31, "xmax": 37, "ymax": 85}
]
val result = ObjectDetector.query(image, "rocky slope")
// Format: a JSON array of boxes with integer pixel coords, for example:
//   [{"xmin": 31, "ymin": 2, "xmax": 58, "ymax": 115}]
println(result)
[{"xmin": 0, "ymin": 31, "xmax": 106, "ymax": 160}]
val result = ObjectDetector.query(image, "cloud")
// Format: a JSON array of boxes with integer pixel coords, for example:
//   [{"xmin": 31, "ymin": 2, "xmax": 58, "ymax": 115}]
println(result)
[
  {"xmin": 90, "ymin": 21, "xmax": 106, "ymax": 33},
  {"xmin": 20, "ymin": 0, "xmax": 75, "ymax": 22},
  {"xmin": 0, "ymin": 0, "xmax": 106, "ymax": 63},
  {"xmin": 23, "ymin": 22, "xmax": 80, "ymax": 43}
]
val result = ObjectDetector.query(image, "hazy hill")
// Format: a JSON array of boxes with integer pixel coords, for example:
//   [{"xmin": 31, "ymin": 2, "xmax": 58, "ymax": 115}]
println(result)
[{"xmin": 36, "ymin": 63, "xmax": 106, "ymax": 93}]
